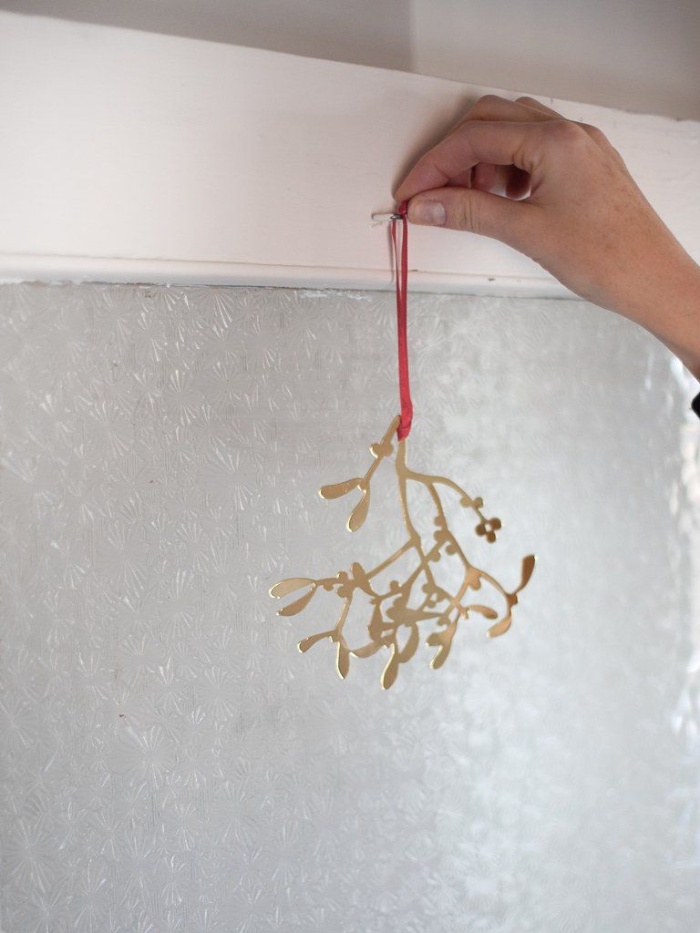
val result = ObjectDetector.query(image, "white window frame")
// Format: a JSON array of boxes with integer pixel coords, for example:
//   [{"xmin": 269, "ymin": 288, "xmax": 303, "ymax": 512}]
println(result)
[{"xmin": 1, "ymin": 11, "xmax": 699, "ymax": 297}]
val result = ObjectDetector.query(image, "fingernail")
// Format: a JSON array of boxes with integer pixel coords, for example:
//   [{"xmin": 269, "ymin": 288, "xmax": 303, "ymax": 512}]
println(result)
[{"xmin": 408, "ymin": 199, "xmax": 446, "ymax": 226}]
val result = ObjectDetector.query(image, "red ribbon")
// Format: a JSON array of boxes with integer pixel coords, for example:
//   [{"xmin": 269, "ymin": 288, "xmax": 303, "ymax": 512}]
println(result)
[{"xmin": 391, "ymin": 201, "xmax": 413, "ymax": 441}]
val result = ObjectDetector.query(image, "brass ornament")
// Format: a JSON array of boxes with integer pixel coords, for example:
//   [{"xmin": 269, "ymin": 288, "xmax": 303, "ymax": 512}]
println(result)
[{"xmin": 270, "ymin": 416, "xmax": 535, "ymax": 690}]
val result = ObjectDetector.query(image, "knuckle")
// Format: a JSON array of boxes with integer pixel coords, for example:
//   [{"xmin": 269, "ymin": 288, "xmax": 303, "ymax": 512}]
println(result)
[
  {"xmin": 579, "ymin": 122, "xmax": 608, "ymax": 145},
  {"xmin": 465, "ymin": 93, "xmax": 502, "ymax": 119},
  {"xmin": 549, "ymin": 118, "xmax": 589, "ymax": 146},
  {"xmin": 456, "ymin": 196, "xmax": 480, "ymax": 235},
  {"xmin": 478, "ymin": 93, "xmax": 504, "ymax": 107}
]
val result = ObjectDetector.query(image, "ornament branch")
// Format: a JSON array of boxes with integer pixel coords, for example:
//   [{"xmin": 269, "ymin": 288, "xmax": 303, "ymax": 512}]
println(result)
[{"xmin": 270, "ymin": 417, "xmax": 535, "ymax": 689}]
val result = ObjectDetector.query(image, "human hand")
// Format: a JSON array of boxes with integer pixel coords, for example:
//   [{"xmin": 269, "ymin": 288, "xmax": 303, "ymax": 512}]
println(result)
[{"xmin": 394, "ymin": 95, "xmax": 700, "ymax": 379}]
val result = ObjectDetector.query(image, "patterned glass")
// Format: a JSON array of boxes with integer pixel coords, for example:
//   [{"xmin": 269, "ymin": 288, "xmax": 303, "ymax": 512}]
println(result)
[{"xmin": 1, "ymin": 283, "xmax": 699, "ymax": 933}]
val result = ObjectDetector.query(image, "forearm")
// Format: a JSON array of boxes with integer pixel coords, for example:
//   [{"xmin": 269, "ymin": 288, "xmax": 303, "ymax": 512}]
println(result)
[{"xmin": 614, "ymin": 251, "xmax": 700, "ymax": 382}]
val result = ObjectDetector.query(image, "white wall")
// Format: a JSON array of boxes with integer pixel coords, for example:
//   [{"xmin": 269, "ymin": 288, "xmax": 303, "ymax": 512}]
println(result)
[{"xmin": 2, "ymin": 0, "xmax": 700, "ymax": 118}]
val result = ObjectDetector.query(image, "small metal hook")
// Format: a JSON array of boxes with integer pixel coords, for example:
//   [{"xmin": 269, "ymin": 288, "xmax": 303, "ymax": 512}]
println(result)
[{"xmin": 370, "ymin": 211, "xmax": 403, "ymax": 227}]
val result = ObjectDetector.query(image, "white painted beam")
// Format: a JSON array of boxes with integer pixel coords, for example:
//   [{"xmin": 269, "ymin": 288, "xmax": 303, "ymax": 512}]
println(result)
[{"xmin": 1, "ymin": 11, "xmax": 699, "ymax": 295}]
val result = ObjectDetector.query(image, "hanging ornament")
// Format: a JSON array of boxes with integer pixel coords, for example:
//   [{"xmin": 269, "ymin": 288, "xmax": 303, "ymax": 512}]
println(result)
[{"xmin": 270, "ymin": 203, "xmax": 535, "ymax": 689}]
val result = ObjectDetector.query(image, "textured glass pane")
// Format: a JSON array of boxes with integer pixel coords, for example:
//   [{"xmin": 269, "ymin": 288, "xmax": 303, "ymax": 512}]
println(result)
[{"xmin": 1, "ymin": 283, "xmax": 699, "ymax": 933}]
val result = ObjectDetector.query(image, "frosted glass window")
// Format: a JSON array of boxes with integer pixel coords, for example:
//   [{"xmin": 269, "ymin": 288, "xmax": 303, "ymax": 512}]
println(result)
[{"xmin": 1, "ymin": 283, "xmax": 699, "ymax": 932}]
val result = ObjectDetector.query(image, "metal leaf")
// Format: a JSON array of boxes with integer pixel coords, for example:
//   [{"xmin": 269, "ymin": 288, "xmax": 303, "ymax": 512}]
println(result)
[
  {"xmin": 426, "ymin": 630, "xmax": 451, "ymax": 669},
  {"xmin": 319, "ymin": 477, "xmax": 361, "ymax": 499},
  {"xmin": 347, "ymin": 489, "xmax": 370, "ymax": 532},
  {"xmin": 337, "ymin": 643, "xmax": 350, "ymax": 679},
  {"xmin": 470, "ymin": 604, "xmax": 498, "ymax": 620},
  {"xmin": 518, "ymin": 554, "xmax": 536, "ymax": 591},
  {"xmin": 277, "ymin": 586, "xmax": 317, "ymax": 617},
  {"xmin": 368, "ymin": 604, "xmax": 384, "ymax": 643},
  {"xmin": 269, "ymin": 577, "xmax": 315, "ymax": 598},
  {"xmin": 487, "ymin": 614, "xmax": 512, "ymax": 638},
  {"xmin": 298, "ymin": 631, "xmax": 332, "ymax": 653},
  {"xmin": 381, "ymin": 648, "xmax": 399, "ymax": 690}
]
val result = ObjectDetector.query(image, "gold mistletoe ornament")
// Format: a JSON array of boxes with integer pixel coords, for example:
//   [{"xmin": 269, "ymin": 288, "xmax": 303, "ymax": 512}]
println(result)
[{"xmin": 270, "ymin": 415, "xmax": 535, "ymax": 690}]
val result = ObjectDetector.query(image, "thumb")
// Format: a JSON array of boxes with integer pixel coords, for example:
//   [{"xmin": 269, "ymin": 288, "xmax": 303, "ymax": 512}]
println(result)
[{"xmin": 406, "ymin": 187, "xmax": 534, "ymax": 253}]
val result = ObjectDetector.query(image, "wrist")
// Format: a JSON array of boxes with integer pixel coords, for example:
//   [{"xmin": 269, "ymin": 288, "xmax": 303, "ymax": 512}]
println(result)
[{"xmin": 619, "ymin": 252, "xmax": 700, "ymax": 382}]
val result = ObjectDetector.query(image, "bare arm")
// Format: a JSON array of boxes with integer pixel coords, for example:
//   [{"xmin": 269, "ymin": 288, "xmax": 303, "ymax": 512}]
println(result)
[{"xmin": 394, "ymin": 95, "xmax": 700, "ymax": 382}]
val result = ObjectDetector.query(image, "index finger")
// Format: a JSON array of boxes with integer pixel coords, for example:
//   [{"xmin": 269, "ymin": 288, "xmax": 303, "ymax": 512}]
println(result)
[{"xmin": 394, "ymin": 120, "xmax": 546, "ymax": 204}]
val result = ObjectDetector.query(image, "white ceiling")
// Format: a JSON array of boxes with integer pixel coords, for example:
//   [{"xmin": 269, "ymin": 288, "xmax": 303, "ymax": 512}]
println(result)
[{"xmin": 2, "ymin": 0, "xmax": 699, "ymax": 118}]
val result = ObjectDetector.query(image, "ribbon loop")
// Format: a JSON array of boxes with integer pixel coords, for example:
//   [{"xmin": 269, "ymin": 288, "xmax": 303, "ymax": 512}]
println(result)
[{"xmin": 391, "ymin": 201, "xmax": 413, "ymax": 441}]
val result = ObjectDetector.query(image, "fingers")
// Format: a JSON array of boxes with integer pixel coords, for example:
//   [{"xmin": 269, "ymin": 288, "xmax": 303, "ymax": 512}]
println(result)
[
  {"xmin": 395, "ymin": 94, "xmax": 560, "ymax": 204},
  {"xmin": 397, "ymin": 95, "xmax": 550, "ymax": 197},
  {"xmin": 504, "ymin": 166, "xmax": 531, "ymax": 199},
  {"xmin": 388, "ymin": 92, "xmax": 688, "ymax": 336},
  {"xmin": 394, "ymin": 120, "xmax": 549, "ymax": 204},
  {"xmin": 469, "ymin": 97, "xmax": 565, "ymax": 199},
  {"xmin": 405, "ymin": 184, "xmax": 539, "ymax": 254},
  {"xmin": 453, "ymin": 93, "xmax": 556, "ymax": 128},
  {"xmin": 448, "ymin": 96, "xmax": 553, "ymax": 198},
  {"xmin": 466, "ymin": 162, "xmax": 531, "ymax": 199},
  {"xmin": 394, "ymin": 93, "xmax": 621, "ymax": 206}
]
